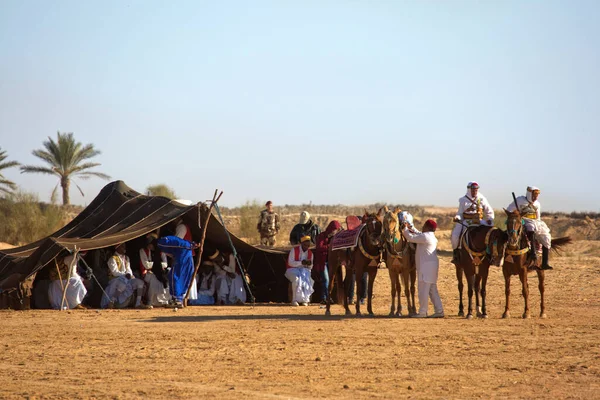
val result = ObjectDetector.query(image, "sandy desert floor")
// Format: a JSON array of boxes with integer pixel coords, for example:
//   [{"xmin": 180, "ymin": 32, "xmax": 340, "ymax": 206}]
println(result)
[{"xmin": 0, "ymin": 239, "xmax": 599, "ymax": 399}]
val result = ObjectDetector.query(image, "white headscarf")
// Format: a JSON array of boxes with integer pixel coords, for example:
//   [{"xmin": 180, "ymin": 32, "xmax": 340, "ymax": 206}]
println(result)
[
  {"xmin": 526, "ymin": 186, "xmax": 540, "ymax": 202},
  {"xmin": 299, "ymin": 211, "xmax": 310, "ymax": 224},
  {"xmin": 465, "ymin": 181, "xmax": 480, "ymax": 197}
]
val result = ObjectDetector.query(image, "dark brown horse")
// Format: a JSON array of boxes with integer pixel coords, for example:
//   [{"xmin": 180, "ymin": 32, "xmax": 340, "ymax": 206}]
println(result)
[
  {"xmin": 502, "ymin": 209, "xmax": 572, "ymax": 319},
  {"xmin": 455, "ymin": 224, "xmax": 508, "ymax": 319},
  {"xmin": 382, "ymin": 207, "xmax": 416, "ymax": 316},
  {"xmin": 325, "ymin": 208, "xmax": 384, "ymax": 316}
]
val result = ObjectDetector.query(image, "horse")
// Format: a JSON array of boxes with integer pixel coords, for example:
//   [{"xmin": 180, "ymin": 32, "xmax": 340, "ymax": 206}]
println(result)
[
  {"xmin": 502, "ymin": 209, "xmax": 572, "ymax": 319},
  {"xmin": 454, "ymin": 223, "xmax": 508, "ymax": 319},
  {"xmin": 381, "ymin": 207, "xmax": 416, "ymax": 317},
  {"xmin": 325, "ymin": 208, "xmax": 385, "ymax": 316}
]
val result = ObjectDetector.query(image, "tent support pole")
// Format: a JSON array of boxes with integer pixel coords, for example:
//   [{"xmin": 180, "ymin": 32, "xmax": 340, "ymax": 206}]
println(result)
[
  {"xmin": 60, "ymin": 247, "xmax": 79, "ymax": 310},
  {"xmin": 183, "ymin": 189, "xmax": 222, "ymax": 307}
]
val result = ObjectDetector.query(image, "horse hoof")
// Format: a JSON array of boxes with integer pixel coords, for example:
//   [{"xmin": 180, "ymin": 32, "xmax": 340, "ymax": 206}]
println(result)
[
  {"xmin": 458, "ymin": 311, "xmax": 465, "ymax": 317},
  {"xmin": 368, "ymin": 312, "xmax": 375, "ymax": 317},
  {"xmin": 345, "ymin": 310, "xmax": 352, "ymax": 316},
  {"xmin": 480, "ymin": 314, "xmax": 488, "ymax": 319},
  {"xmin": 325, "ymin": 310, "xmax": 331, "ymax": 316},
  {"xmin": 522, "ymin": 313, "xmax": 530, "ymax": 319},
  {"xmin": 389, "ymin": 312, "xmax": 395, "ymax": 317},
  {"xmin": 476, "ymin": 311, "xmax": 482, "ymax": 318},
  {"xmin": 466, "ymin": 314, "xmax": 473, "ymax": 320},
  {"xmin": 396, "ymin": 312, "xmax": 402, "ymax": 318},
  {"xmin": 540, "ymin": 313, "xmax": 547, "ymax": 319},
  {"xmin": 502, "ymin": 312, "xmax": 510, "ymax": 319}
]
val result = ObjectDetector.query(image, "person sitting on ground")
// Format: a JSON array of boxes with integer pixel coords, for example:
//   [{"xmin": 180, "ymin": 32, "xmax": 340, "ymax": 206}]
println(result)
[
  {"xmin": 313, "ymin": 220, "xmax": 342, "ymax": 304},
  {"xmin": 207, "ymin": 249, "xmax": 247, "ymax": 305},
  {"xmin": 101, "ymin": 243, "xmax": 149, "ymax": 309},
  {"xmin": 139, "ymin": 233, "xmax": 170, "ymax": 307},
  {"xmin": 189, "ymin": 261, "xmax": 217, "ymax": 305},
  {"xmin": 290, "ymin": 211, "xmax": 321, "ymax": 245},
  {"xmin": 286, "ymin": 235, "xmax": 315, "ymax": 306},
  {"xmin": 48, "ymin": 252, "xmax": 88, "ymax": 310},
  {"xmin": 506, "ymin": 186, "xmax": 553, "ymax": 270},
  {"xmin": 402, "ymin": 219, "xmax": 444, "ymax": 318}
]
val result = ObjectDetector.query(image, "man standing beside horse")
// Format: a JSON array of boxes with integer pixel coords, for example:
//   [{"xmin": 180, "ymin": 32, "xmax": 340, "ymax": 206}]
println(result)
[
  {"xmin": 507, "ymin": 186, "xmax": 553, "ymax": 270},
  {"xmin": 451, "ymin": 181, "xmax": 495, "ymax": 264},
  {"xmin": 402, "ymin": 219, "xmax": 444, "ymax": 318}
]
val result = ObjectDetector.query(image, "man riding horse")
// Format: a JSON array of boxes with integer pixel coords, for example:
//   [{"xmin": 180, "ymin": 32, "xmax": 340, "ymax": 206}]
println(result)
[
  {"xmin": 451, "ymin": 181, "xmax": 495, "ymax": 264},
  {"xmin": 506, "ymin": 186, "xmax": 553, "ymax": 270}
]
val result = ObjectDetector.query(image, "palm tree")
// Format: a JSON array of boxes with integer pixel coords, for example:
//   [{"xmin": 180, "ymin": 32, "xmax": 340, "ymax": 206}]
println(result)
[
  {"xmin": 20, "ymin": 132, "xmax": 110, "ymax": 205},
  {"xmin": 0, "ymin": 147, "xmax": 20, "ymax": 195}
]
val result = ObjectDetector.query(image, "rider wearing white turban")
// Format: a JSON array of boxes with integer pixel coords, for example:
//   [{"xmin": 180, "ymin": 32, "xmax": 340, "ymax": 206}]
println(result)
[
  {"xmin": 451, "ymin": 181, "xmax": 495, "ymax": 264},
  {"xmin": 507, "ymin": 186, "xmax": 553, "ymax": 270}
]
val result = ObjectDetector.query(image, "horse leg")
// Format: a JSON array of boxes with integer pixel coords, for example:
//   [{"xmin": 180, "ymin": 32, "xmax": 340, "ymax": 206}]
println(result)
[
  {"xmin": 367, "ymin": 267, "xmax": 377, "ymax": 316},
  {"xmin": 387, "ymin": 265, "xmax": 396, "ymax": 316},
  {"xmin": 480, "ymin": 266, "xmax": 489, "ymax": 318},
  {"xmin": 475, "ymin": 273, "xmax": 482, "ymax": 317},
  {"xmin": 342, "ymin": 265, "xmax": 352, "ymax": 316},
  {"xmin": 456, "ymin": 266, "xmax": 464, "ymax": 317},
  {"xmin": 401, "ymin": 269, "xmax": 410, "ymax": 316},
  {"xmin": 410, "ymin": 267, "xmax": 417, "ymax": 315},
  {"xmin": 538, "ymin": 270, "xmax": 546, "ymax": 318},
  {"xmin": 396, "ymin": 272, "xmax": 402, "ymax": 317},
  {"xmin": 325, "ymin": 261, "xmax": 335, "ymax": 316},
  {"xmin": 502, "ymin": 269, "xmax": 511, "ymax": 319},
  {"xmin": 355, "ymin": 263, "xmax": 363, "ymax": 316},
  {"xmin": 466, "ymin": 273, "xmax": 475, "ymax": 319},
  {"xmin": 519, "ymin": 269, "xmax": 530, "ymax": 319}
]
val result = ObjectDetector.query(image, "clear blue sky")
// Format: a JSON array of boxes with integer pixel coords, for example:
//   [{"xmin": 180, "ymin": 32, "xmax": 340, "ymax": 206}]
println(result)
[{"xmin": 0, "ymin": 1, "xmax": 598, "ymax": 211}]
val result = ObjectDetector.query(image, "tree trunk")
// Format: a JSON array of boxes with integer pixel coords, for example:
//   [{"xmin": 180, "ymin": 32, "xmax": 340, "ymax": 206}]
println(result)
[{"xmin": 61, "ymin": 177, "xmax": 70, "ymax": 205}]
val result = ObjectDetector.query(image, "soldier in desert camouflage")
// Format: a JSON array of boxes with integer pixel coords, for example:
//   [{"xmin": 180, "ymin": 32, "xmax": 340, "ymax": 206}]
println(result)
[{"xmin": 257, "ymin": 201, "xmax": 280, "ymax": 247}]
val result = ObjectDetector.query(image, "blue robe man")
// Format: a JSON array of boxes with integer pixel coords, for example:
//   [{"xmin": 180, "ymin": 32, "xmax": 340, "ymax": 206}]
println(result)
[{"xmin": 157, "ymin": 235, "xmax": 195, "ymax": 304}]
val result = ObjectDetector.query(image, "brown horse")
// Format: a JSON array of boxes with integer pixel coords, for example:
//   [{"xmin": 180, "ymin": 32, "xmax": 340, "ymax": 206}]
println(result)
[
  {"xmin": 455, "ymin": 224, "xmax": 508, "ymax": 319},
  {"xmin": 325, "ymin": 208, "xmax": 384, "ymax": 316},
  {"xmin": 502, "ymin": 209, "xmax": 572, "ymax": 319},
  {"xmin": 381, "ymin": 207, "xmax": 416, "ymax": 317}
]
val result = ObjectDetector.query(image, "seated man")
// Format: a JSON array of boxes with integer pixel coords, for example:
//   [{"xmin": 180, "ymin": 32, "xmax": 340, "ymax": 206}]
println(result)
[
  {"xmin": 289, "ymin": 211, "xmax": 321, "ymax": 245},
  {"xmin": 507, "ymin": 186, "xmax": 553, "ymax": 270},
  {"xmin": 286, "ymin": 235, "xmax": 315, "ymax": 306},
  {"xmin": 451, "ymin": 181, "xmax": 494, "ymax": 264},
  {"xmin": 48, "ymin": 252, "xmax": 88, "ymax": 310},
  {"xmin": 189, "ymin": 261, "xmax": 217, "ymax": 305},
  {"xmin": 101, "ymin": 243, "xmax": 149, "ymax": 309},
  {"xmin": 139, "ymin": 233, "xmax": 171, "ymax": 307},
  {"xmin": 208, "ymin": 249, "xmax": 247, "ymax": 305}
]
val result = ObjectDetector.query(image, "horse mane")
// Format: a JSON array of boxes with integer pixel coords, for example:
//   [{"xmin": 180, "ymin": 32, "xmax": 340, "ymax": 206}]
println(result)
[{"xmin": 550, "ymin": 236, "xmax": 572, "ymax": 255}]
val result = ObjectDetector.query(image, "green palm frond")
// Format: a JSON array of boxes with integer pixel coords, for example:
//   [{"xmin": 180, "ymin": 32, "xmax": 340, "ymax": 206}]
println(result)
[
  {"xmin": 0, "ymin": 160, "xmax": 20, "ymax": 170},
  {"xmin": 76, "ymin": 171, "xmax": 111, "ymax": 180},
  {"xmin": 20, "ymin": 165, "xmax": 58, "ymax": 175}
]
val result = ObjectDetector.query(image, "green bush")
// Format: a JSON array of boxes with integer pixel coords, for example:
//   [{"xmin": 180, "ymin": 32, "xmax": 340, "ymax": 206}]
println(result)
[
  {"xmin": 239, "ymin": 200, "xmax": 263, "ymax": 243},
  {"xmin": 0, "ymin": 191, "xmax": 66, "ymax": 245}
]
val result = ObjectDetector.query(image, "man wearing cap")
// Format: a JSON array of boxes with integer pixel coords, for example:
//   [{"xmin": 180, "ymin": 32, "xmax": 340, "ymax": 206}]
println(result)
[
  {"xmin": 451, "ymin": 181, "xmax": 495, "ymax": 264},
  {"xmin": 507, "ymin": 186, "xmax": 553, "ymax": 270},
  {"xmin": 139, "ymin": 233, "xmax": 170, "ymax": 307},
  {"xmin": 402, "ymin": 219, "xmax": 444, "ymax": 318},
  {"xmin": 289, "ymin": 211, "xmax": 321, "ymax": 245},
  {"xmin": 286, "ymin": 235, "xmax": 315, "ymax": 306},
  {"xmin": 102, "ymin": 243, "xmax": 149, "ymax": 309},
  {"xmin": 257, "ymin": 201, "xmax": 280, "ymax": 247}
]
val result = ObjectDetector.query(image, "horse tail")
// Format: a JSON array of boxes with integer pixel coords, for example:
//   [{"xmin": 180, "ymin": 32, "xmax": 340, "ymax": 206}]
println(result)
[{"xmin": 550, "ymin": 236, "xmax": 572, "ymax": 254}]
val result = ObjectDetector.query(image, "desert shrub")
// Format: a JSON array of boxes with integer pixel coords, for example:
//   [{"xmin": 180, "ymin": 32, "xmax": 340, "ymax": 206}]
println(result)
[
  {"xmin": 0, "ymin": 191, "xmax": 67, "ymax": 245},
  {"xmin": 239, "ymin": 200, "xmax": 263, "ymax": 242},
  {"xmin": 146, "ymin": 184, "xmax": 176, "ymax": 199}
]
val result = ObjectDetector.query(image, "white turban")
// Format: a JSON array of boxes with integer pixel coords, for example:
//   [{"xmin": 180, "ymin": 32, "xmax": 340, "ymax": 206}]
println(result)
[
  {"xmin": 299, "ymin": 211, "xmax": 310, "ymax": 225},
  {"xmin": 526, "ymin": 186, "xmax": 540, "ymax": 202}
]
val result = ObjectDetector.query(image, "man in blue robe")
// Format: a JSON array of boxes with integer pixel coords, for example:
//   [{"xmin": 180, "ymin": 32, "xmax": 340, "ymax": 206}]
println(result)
[{"xmin": 157, "ymin": 235, "xmax": 196, "ymax": 307}]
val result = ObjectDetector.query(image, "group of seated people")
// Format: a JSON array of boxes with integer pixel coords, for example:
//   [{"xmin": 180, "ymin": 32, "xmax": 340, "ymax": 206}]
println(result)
[{"xmin": 47, "ymin": 218, "xmax": 247, "ymax": 310}]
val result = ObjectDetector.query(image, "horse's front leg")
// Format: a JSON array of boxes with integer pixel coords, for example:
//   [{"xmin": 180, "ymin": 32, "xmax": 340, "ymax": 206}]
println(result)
[
  {"xmin": 475, "ymin": 272, "xmax": 482, "ymax": 317},
  {"xmin": 519, "ymin": 268, "xmax": 530, "ymax": 319},
  {"xmin": 538, "ymin": 270, "xmax": 546, "ymax": 318},
  {"xmin": 342, "ymin": 264, "xmax": 352, "ymax": 316},
  {"xmin": 396, "ymin": 272, "xmax": 403, "ymax": 317},
  {"xmin": 354, "ymin": 263, "xmax": 363, "ymax": 316},
  {"xmin": 387, "ymin": 264, "xmax": 396, "ymax": 316},
  {"xmin": 456, "ymin": 265, "xmax": 464, "ymax": 317},
  {"xmin": 466, "ymin": 273, "xmax": 475, "ymax": 319},
  {"xmin": 502, "ymin": 268, "xmax": 511, "ymax": 318},
  {"xmin": 410, "ymin": 267, "xmax": 417, "ymax": 315},
  {"xmin": 480, "ymin": 266, "xmax": 489, "ymax": 318},
  {"xmin": 367, "ymin": 266, "xmax": 377, "ymax": 316},
  {"xmin": 325, "ymin": 261, "xmax": 335, "ymax": 316}
]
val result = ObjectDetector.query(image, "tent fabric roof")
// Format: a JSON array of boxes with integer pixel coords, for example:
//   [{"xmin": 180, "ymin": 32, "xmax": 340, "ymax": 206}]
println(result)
[{"xmin": 0, "ymin": 181, "xmax": 285, "ymax": 293}]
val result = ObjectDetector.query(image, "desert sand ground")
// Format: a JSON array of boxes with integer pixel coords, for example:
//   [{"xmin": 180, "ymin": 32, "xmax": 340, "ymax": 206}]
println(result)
[{"xmin": 0, "ymin": 238, "xmax": 598, "ymax": 399}]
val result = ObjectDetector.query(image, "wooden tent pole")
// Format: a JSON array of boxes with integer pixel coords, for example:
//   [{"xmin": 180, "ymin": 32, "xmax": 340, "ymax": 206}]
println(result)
[
  {"xmin": 183, "ymin": 189, "xmax": 223, "ymax": 307},
  {"xmin": 60, "ymin": 247, "xmax": 79, "ymax": 310}
]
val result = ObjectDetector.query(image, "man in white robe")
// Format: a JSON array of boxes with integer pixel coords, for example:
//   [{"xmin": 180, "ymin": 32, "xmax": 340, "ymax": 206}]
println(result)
[
  {"xmin": 139, "ymin": 234, "xmax": 171, "ymax": 307},
  {"xmin": 403, "ymin": 219, "xmax": 444, "ymax": 318},
  {"xmin": 48, "ymin": 253, "xmax": 87, "ymax": 310},
  {"xmin": 189, "ymin": 261, "xmax": 217, "ymax": 305},
  {"xmin": 285, "ymin": 235, "xmax": 315, "ymax": 306},
  {"xmin": 101, "ymin": 243, "xmax": 149, "ymax": 309},
  {"xmin": 451, "ymin": 181, "xmax": 494, "ymax": 264},
  {"xmin": 507, "ymin": 186, "xmax": 553, "ymax": 270},
  {"xmin": 207, "ymin": 249, "xmax": 247, "ymax": 305}
]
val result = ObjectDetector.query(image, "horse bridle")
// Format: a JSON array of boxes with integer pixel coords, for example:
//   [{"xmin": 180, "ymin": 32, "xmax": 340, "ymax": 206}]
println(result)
[{"xmin": 507, "ymin": 215, "xmax": 524, "ymax": 249}]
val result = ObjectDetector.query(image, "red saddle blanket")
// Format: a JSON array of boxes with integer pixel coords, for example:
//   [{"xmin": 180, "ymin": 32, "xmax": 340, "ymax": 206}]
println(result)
[{"xmin": 331, "ymin": 225, "xmax": 364, "ymax": 250}]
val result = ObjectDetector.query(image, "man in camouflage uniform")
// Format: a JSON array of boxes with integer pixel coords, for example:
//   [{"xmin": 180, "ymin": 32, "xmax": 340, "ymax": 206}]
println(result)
[{"xmin": 258, "ymin": 201, "xmax": 280, "ymax": 247}]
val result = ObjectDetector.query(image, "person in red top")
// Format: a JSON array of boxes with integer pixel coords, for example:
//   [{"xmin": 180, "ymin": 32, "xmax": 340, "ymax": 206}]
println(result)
[
  {"xmin": 313, "ymin": 220, "xmax": 341, "ymax": 304},
  {"xmin": 286, "ymin": 236, "xmax": 315, "ymax": 306}
]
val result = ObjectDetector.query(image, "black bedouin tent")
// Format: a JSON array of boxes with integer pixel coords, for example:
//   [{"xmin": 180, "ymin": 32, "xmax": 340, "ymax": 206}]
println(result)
[{"xmin": 0, "ymin": 181, "xmax": 289, "ymax": 309}]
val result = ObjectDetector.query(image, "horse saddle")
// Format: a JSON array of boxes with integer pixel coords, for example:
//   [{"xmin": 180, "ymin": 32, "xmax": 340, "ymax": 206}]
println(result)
[
  {"xmin": 331, "ymin": 224, "xmax": 364, "ymax": 251},
  {"xmin": 459, "ymin": 225, "xmax": 487, "ymax": 251},
  {"xmin": 346, "ymin": 215, "xmax": 362, "ymax": 231}
]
